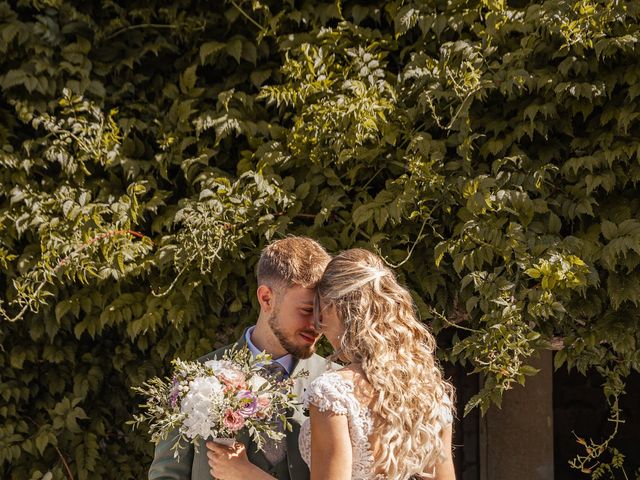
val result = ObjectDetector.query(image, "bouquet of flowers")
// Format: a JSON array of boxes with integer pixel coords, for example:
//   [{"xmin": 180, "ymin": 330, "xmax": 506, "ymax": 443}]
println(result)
[{"xmin": 131, "ymin": 346, "xmax": 305, "ymax": 458}]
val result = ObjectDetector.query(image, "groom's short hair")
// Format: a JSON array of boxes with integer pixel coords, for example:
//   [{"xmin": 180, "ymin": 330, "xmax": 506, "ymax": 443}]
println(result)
[{"xmin": 257, "ymin": 236, "xmax": 330, "ymax": 290}]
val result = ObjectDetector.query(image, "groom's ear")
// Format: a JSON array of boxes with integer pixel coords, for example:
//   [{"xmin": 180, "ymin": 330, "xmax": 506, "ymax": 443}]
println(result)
[{"xmin": 257, "ymin": 284, "xmax": 274, "ymax": 311}]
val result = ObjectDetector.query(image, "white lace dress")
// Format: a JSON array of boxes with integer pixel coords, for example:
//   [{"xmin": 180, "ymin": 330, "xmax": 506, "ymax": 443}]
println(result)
[{"xmin": 298, "ymin": 371, "xmax": 453, "ymax": 480}]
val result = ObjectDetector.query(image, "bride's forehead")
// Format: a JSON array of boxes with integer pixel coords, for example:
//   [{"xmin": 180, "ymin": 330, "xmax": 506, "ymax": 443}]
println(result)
[{"xmin": 317, "ymin": 301, "xmax": 338, "ymax": 317}]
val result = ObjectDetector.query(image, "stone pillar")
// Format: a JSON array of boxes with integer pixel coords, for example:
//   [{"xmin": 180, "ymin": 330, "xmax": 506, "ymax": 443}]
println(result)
[{"xmin": 479, "ymin": 350, "xmax": 554, "ymax": 480}]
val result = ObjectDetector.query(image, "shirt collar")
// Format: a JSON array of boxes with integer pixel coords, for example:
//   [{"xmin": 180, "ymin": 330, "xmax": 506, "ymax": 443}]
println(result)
[{"xmin": 245, "ymin": 326, "xmax": 295, "ymax": 375}]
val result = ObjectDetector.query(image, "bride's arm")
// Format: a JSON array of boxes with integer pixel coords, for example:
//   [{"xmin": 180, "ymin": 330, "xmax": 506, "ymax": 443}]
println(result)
[
  {"xmin": 415, "ymin": 423, "xmax": 456, "ymax": 480},
  {"xmin": 309, "ymin": 404, "xmax": 352, "ymax": 480},
  {"xmin": 434, "ymin": 424, "xmax": 456, "ymax": 480}
]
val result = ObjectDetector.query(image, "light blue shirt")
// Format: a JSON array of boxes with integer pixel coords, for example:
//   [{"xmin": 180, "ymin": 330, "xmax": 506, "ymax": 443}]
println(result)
[{"xmin": 245, "ymin": 326, "xmax": 294, "ymax": 376}]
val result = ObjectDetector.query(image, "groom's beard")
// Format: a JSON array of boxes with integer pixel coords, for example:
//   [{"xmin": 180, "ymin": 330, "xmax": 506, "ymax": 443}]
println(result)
[{"xmin": 268, "ymin": 311, "xmax": 317, "ymax": 359}]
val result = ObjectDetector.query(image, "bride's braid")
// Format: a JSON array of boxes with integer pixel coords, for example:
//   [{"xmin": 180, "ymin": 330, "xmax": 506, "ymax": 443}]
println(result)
[{"xmin": 315, "ymin": 248, "xmax": 455, "ymax": 478}]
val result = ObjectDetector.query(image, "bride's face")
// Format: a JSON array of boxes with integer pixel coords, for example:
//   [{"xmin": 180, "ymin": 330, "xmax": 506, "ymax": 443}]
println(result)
[{"xmin": 317, "ymin": 301, "xmax": 345, "ymax": 351}]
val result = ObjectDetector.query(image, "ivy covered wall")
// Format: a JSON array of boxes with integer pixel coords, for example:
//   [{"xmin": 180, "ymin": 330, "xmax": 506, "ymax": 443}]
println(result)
[{"xmin": 1, "ymin": 1, "xmax": 639, "ymax": 478}]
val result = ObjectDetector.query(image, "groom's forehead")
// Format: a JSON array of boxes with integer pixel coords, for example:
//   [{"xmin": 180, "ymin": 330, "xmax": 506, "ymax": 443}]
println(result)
[{"xmin": 282, "ymin": 284, "xmax": 315, "ymax": 304}]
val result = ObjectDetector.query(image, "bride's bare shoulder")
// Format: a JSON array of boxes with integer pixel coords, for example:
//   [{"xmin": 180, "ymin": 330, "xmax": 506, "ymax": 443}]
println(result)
[
  {"xmin": 335, "ymin": 364, "xmax": 374, "ymax": 401},
  {"xmin": 334, "ymin": 363, "xmax": 364, "ymax": 378}
]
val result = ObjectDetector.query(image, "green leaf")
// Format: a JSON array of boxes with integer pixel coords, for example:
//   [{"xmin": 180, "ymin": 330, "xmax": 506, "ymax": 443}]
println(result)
[
  {"xmin": 241, "ymin": 40, "xmax": 257, "ymax": 65},
  {"xmin": 179, "ymin": 65, "xmax": 198, "ymax": 93},
  {"xmin": 525, "ymin": 268, "xmax": 541, "ymax": 279},
  {"xmin": 548, "ymin": 213, "xmax": 562, "ymax": 234},
  {"xmin": 199, "ymin": 41, "xmax": 225, "ymax": 65},
  {"xmin": 394, "ymin": 5, "xmax": 419, "ymax": 37},
  {"xmin": 116, "ymin": 253, "xmax": 125, "ymax": 273},
  {"xmin": 601, "ymin": 220, "xmax": 618, "ymax": 241},
  {"xmin": 10, "ymin": 348, "xmax": 26, "ymax": 369},
  {"xmin": 519, "ymin": 365, "xmax": 540, "ymax": 376},
  {"xmin": 554, "ymin": 349, "xmax": 567, "ymax": 370},
  {"xmin": 434, "ymin": 242, "xmax": 448, "ymax": 268},
  {"xmin": 250, "ymin": 69, "xmax": 272, "ymax": 88},
  {"xmin": 55, "ymin": 301, "xmax": 72, "ymax": 322},
  {"xmin": 463, "ymin": 392, "xmax": 484, "ymax": 417},
  {"xmin": 0, "ymin": 69, "xmax": 27, "ymax": 89},
  {"xmin": 35, "ymin": 432, "xmax": 49, "ymax": 455},
  {"xmin": 352, "ymin": 204, "xmax": 373, "ymax": 226},
  {"xmin": 226, "ymin": 37, "xmax": 243, "ymax": 63},
  {"xmin": 295, "ymin": 182, "xmax": 310, "ymax": 200}
]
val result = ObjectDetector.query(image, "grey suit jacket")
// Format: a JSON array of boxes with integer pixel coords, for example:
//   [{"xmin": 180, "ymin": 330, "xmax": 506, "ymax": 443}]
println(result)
[{"xmin": 148, "ymin": 335, "xmax": 330, "ymax": 480}]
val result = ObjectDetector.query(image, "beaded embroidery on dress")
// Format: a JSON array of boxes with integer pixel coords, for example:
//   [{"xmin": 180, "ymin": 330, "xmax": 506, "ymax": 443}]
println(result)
[{"xmin": 298, "ymin": 371, "xmax": 454, "ymax": 480}]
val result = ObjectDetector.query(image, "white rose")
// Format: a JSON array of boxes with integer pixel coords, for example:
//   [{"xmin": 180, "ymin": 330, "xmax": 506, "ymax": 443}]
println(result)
[{"xmin": 248, "ymin": 374, "xmax": 268, "ymax": 391}]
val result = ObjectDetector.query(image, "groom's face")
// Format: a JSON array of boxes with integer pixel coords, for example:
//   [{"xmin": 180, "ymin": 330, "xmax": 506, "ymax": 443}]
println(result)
[{"xmin": 269, "ymin": 284, "xmax": 319, "ymax": 359}]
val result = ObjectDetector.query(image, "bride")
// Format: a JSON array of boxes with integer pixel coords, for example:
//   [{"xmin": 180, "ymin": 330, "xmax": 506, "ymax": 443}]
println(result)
[
  {"xmin": 207, "ymin": 248, "xmax": 456, "ymax": 479},
  {"xmin": 299, "ymin": 248, "xmax": 456, "ymax": 479}
]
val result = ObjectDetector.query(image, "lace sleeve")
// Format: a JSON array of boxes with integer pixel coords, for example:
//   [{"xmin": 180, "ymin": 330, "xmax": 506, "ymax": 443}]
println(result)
[
  {"xmin": 303, "ymin": 372, "xmax": 354, "ymax": 416},
  {"xmin": 436, "ymin": 393, "xmax": 454, "ymax": 430}
]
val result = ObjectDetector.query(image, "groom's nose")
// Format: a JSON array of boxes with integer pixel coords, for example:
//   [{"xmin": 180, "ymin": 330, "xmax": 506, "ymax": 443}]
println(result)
[{"xmin": 303, "ymin": 317, "xmax": 318, "ymax": 334}]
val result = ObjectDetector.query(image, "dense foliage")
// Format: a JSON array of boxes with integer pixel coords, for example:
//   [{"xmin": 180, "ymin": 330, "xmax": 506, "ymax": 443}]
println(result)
[{"xmin": 1, "ymin": 0, "xmax": 639, "ymax": 478}]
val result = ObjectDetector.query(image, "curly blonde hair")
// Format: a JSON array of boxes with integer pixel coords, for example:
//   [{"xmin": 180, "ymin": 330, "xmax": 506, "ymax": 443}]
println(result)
[{"xmin": 314, "ymin": 248, "xmax": 455, "ymax": 478}]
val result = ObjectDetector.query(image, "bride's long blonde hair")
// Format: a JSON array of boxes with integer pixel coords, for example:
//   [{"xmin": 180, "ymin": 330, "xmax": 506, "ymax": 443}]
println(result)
[{"xmin": 315, "ymin": 248, "xmax": 455, "ymax": 478}]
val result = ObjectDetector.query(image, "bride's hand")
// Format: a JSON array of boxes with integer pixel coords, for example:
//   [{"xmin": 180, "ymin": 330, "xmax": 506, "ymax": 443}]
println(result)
[{"xmin": 206, "ymin": 441, "xmax": 254, "ymax": 480}]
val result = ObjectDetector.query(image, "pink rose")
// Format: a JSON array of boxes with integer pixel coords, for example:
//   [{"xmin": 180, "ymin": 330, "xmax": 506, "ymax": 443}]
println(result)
[
  {"xmin": 219, "ymin": 370, "xmax": 247, "ymax": 390},
  {"xmin": 257, "ymin": 394, "xmax": 270, "ymax": 408},
  {"xmin": 223, "ymin": 409, "xmax": 245, "ymax": 432},
  {"xmin": 204, "ymin": 360, "xmax": 247, "ymax": 389},
  {"xmin": 255, "ymin": 394, "xmax": 271, "ymax": 418}
]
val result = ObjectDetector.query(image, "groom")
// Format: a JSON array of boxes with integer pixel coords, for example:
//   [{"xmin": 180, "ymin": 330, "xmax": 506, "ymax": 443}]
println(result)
[{"xmin": 148, "ymin": 236, "xmax": 332, "ymax": 480}]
